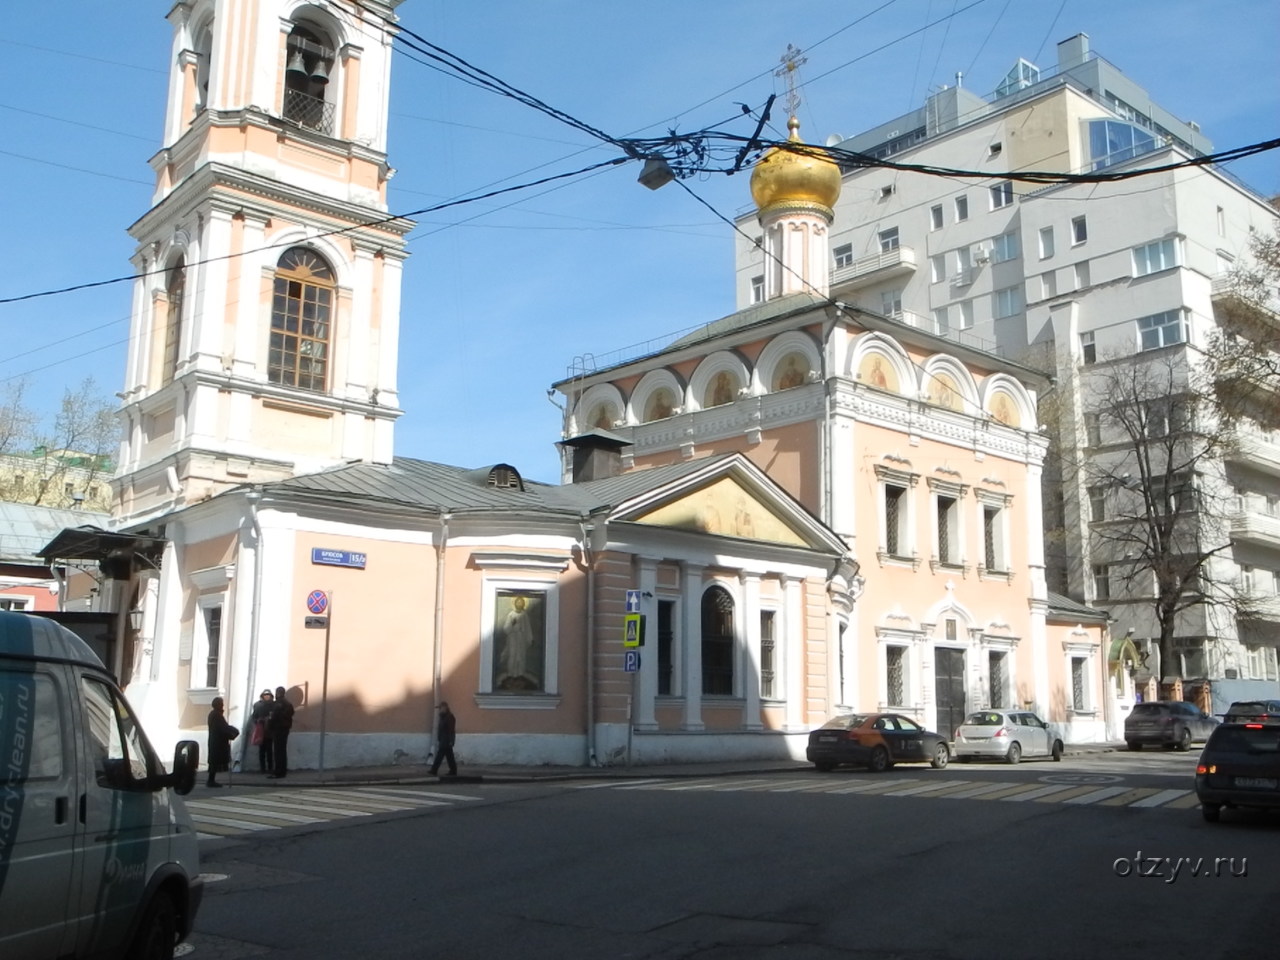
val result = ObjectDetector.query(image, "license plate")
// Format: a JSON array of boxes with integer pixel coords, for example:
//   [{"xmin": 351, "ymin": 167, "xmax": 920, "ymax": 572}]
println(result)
[
  {"xmin": 818, "ymin": 734, "xmax": 837, "ymax": 742},
  {"xmin": 1234, "ymin": 777, "xmax": 1278, "ymax": 789}
]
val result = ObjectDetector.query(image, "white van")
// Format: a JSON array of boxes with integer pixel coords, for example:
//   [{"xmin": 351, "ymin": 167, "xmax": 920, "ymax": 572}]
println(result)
[{"xmin": 0, "ymin": 611, "xmax": 202, "ymax": 959}]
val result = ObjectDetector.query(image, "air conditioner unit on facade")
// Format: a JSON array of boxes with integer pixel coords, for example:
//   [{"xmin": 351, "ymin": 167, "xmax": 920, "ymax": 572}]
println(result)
[{"xmin": 974, "ymin": 242, "xmax": 993, "ymax": 264}]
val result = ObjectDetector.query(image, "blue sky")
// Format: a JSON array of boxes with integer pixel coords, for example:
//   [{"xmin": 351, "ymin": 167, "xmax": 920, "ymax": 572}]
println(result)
[{"xmin": 1, "ymin": 1, "xmax": 1276, "ymax": 484}]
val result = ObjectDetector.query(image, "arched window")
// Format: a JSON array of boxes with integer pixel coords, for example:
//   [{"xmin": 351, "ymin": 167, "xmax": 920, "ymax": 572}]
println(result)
[
  {"xmin": 283, "ymin": 24, "xmax": 335, "ymax": 135},
  {"xmin": 270, "ymin": 247, "xmax": 334, "ymax": 392},
  {"xmin": 194, "ymin": 26, "xmax": 213, "ymax": 112},
  {"xmin": 161, "ymin": 258, "xmax": 185, "ymax": 386},
  {"xmin": 701, "ymin": 585, "xmax": 735, "ymax": 695}
]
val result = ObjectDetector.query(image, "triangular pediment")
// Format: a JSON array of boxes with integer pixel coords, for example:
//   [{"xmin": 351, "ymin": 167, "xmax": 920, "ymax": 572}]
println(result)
[{"xmin": 630, "ymin": 475, "xmax": 808, "ymax": 546}]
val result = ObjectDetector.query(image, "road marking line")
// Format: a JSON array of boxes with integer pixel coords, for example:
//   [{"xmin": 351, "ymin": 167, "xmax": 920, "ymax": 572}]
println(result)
[
  {"xmin": 769, "ymin": 780, "xmax": 859, "ymax": 792},
  {"xmin": 883, "ymin": 780, "xmax": 962, "ymax": 797},
  {"xmin": 1000, "ymin": 784, "xmax": 1079, "ymax": 802},
  {"xmin": 829, "ymin": 778, "xmax": 955, "ymax": 794},
  {"xmin": 909, "ymin": 780, "xmax": 981, "ymax": 797},
  {"xmin": 576, "ymin": 779, "xmax": 667, "ymax": 789},
  {"xmin": 1100, "ymin": 787, "xmax": 1162, "ymax": 806},
  {"xmin": 1034, "ymin": 785, "xmax": 1106, "ymax": 803},
  {"xmin": 1063, "ymin": 786, "xmax": 1131, "ymax": 804},
  {"xmin": 235, "ymin": 798, "xmax": 374, "ymax": 816},
  {"xmin": 186, "ymin": 802, "xmax": 326, "ymax": 824},
  {"xmin": 942, "ymin": 781, "xmax": 1027, "ymax": 799},
  {"xmin": 964, "ymin": 782, "xmax": 1042, "ymax": 800},
  {"xmin": 661, "ymin": 779, "xmax": 754, "ymax": 791},
  {"xmin": 706, "ymin": 779, "xmax": 779, "ymax": 791},
  {"xmin": 1129, "ymin": 789, "xmax": 1191, "ymax": 808},
  {"xmin": 187, "ymin": 814, "xmax": 278, "ymax": 831},
  {"xmin": 1164, "ymin": 792, "xmax": 1204, "ymax": 809},
  {"xmin": 352, "ymin": 788, "xmax": 482, "ymax": 802}
]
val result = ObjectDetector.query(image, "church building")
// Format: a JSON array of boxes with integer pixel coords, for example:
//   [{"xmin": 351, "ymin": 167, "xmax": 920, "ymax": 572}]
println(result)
[{"xmin": 41, "ymin": 0, "xmax": 1108, "ymax": 771}]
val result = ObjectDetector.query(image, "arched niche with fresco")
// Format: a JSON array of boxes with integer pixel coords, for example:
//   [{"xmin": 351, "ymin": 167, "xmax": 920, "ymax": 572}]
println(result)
[
  {"xmin": 756, "ymin": 331, "xmax": 822, "ymax": 394},
  {"xmin": 630, "ymin": 368, "xmax": 686, "ymax": 424},
  {"xmin": 847, "ymin": 333, "xmax": 915, "ymax": 397},
  {"xmin": 919, "ymin": 356, "xmax": 979, "ymax": 414},
  {"xmin": 688, "ymin": 351, "xmax": 751, "ymax": 411},
  {"xmin": 573, "ymin": 382, "xmax": 627, "ymax": 433},
  {"xmin": 979, "ymin": 374, "xmax": 1036, "ymax": 430}
]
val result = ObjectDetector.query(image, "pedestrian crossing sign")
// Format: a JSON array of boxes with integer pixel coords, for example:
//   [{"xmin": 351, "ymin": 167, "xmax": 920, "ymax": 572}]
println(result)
[{"xmin": 623, "ymin": 612, "xmax": 645, "ymax": 648}]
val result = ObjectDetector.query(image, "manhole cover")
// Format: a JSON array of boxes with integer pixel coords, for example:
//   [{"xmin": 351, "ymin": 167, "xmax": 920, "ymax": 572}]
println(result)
[{"xmin": 1039, "ymin": 773, "xmax": 1123, "ymax": 784}]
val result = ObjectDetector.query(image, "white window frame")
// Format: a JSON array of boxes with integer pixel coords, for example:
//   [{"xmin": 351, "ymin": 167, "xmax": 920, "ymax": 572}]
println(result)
[
  {"xmin": 1039, "ymin": 226, "xmax": 1055, "ymax": 259},
  {"xmin": 478, "ymin": 576, "xmax": 561, "ymax": 704},
  {"xmin": 930, "ymin": 254, "xmax": 946, "ymax": 283},
  {"xmin": 878, "ymin": 227, "xmax": 900, "ymax": 252},
  {"xmin": 1071, "ymin": 215, "xmax": 1088, "ymax": 245},
  {"xmin": 750, "ymin": 275, "xmax": 764, "ymax": 304},
  {"xmin": 1041, "ymin": 271, "xmax": 1057, "ymax": 300},
  {"xmin": 833, "ymin": 244, "xmax": 853, "ymax": 269},
  {"xmin": 1064, "ymin": 641, "xmax": 1098, "ymax": 714},
  {"xmin": 930, "ymin": 204, "xmax": 944, "ymax": 230},
  {"xmin": 192, "ymin": 596, "xmax": 225, "ymax": 693},
  {"xmin": 989, "ymin": 180, "xmax": 1014, "ymax": 210},
  {"xmin": 976, "ymin": 488, "xmax": 1013, "ymax": 579},
  {"xmin": 759, "ymin": 606, "xmax": 781, "ymax": 701},
  {"xmin": 0, "ymin": 595, "xmax": 34, "ymax": 611},
  {"xmin": 1137, "ymin": 309, "xmax": 1186, "ymax": 351},
  {"xmin": 932, "ymin": 307, "xmax": 950, "ymax": 334},
  {"xmin": 957, "ymin": 300, "xmax": 974, "ymax": 330},
  {"xmin": 875, "ymin": 464, "xmax": 919, "ymax": 567},
  {"xmin": 656, "ymin": 594, "xmax": 682, "ymax": 697},
  {"xmin": 993, "ymin": 285, "xmax": 1023, "ymax": 319},
  {"xmin": 881, "ymin": 288, "xmax": 904, "ymax": 318},
  {"xmin": 884, "ymin": 643, "xmax": 909, "ymax": 707},
  {"xmin": 1092, "ymin": 563, "xmax": 1111, "ymax": 601},
  {"xmin": 1132, "ymin": 238, "xmax": 1179, "ymax": 277},
  {"xmin": 929, "ymin": 477, "xmax": 969, "ymax": 571},
  {"xmin": 1073, "ymin": 260, "xmax": 1091, "ymax": 289},
  {"xmin": 992, "ymin": 232, "xmax": 1019, "ymax": 263},
  {"xmin": 954, "ymin": 195, "xmax": 969, "ymax": 222},
  {"xmin": 1080, "ymin": 331, "xmax": 1096, "ymax": 365}
]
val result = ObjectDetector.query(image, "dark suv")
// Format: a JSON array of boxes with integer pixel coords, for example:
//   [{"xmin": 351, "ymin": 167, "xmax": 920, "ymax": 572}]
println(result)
[
  {"xmin": 1124, "ymin": 700, "xmax": 1218, "ymax": 751},
  {"xmin": 1196, "ymin": 723, "xmax": 1280, "ymax": 822},
  {"xmin": 1223, "ymin": 700, "xmax": 1280, "ymax": 724}
]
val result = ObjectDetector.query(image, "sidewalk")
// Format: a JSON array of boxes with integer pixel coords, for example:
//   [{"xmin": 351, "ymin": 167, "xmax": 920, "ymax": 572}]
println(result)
[{"xmin": 223, "ymin": 741, "xmax": 1125, "ymax": 790}]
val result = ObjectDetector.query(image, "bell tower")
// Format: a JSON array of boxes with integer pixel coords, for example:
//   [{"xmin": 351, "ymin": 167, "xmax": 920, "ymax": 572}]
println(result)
[{"xmin": 113, "ymin": 0, "xmax": 412, "ymax": 524}]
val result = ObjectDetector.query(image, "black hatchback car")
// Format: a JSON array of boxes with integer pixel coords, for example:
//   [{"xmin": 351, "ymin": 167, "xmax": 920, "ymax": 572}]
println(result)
[
  {"xmin": 1223, "ymin": 700, "xmax": 1280, "ymax": 724},
  {"xmin": 1195, "ymin": 723, "xmax": 1280, "ymax": 822},
  {"xmin": 1124, "ymin": 700, "xmax": 1218, "ymax": 751},
  {"xmin": 807, "ymin": 713, "xmax": 950, "ymax": 773}
]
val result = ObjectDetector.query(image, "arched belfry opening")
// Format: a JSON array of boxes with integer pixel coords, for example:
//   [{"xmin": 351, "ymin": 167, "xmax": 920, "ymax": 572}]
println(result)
[{"xmin": 283, "ymin": 23, "xmax": 336, "ymax": 134}]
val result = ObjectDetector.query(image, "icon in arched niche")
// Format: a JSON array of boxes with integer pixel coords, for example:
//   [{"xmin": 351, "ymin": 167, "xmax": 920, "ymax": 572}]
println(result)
[
  {"xmin": 858, "ymin": 353, "xmax": 897, "ymax": 392},
  {"xmin": 494, "ymin": 591, "xmax": 545, "ymax": 692},
  {"xmin": 644, "ymin": 387, "xmax": 677, "ymax": 422},
  {"xmin": 773, "ymin": 352, "xmax": 810, "ymax": 391},
  {"xmin": 706, "ymin": 370, "xmax": 739, "ymax": 408},
  {"xmin": 989, "ymin": 391, "xmax": 1020, "ymax": 427},
  {"xmin": 929, "ymin": 372, "xmax": 963, "ymax": 411},
  {"xmin": 586, "ymin": 402, "xmax": 618, "ymax": 430}
]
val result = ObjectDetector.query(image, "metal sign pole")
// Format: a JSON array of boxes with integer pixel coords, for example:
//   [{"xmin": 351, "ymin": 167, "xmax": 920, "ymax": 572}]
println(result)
[{"xmin": 318, "ymin": 591, "xmax": 333, "ymax": 777}]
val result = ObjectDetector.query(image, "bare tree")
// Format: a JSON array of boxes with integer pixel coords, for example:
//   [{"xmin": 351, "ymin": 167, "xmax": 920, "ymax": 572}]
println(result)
[
  {"xmin": 0, "ymin": 381, "xmax": 38, "ymax": 460},
  {"xmin": 27, "ymin": 378, "xmax": 117, "ymax": 508},
  {"xmin": 1080, "ymin": 350, "xmax": 1250, "ymax": 685}
]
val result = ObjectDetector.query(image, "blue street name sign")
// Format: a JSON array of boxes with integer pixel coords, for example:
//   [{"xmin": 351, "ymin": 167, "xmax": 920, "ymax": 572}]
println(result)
[
  {"xmin": 312, "ymin": 548, "xmax": 367, "ymax": 569},
  {"xmin": 624, "ymin": 649, "xmax": 640, "ymax": 673},
  {"xmin": 625, "ymin": 589, "xmax": 641, "ymax": 613}
]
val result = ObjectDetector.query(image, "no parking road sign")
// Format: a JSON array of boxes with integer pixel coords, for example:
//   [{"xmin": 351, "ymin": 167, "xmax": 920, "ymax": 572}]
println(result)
[{"xmin": 306, "ymin": 590, "xmax": 329, "ymax": 615}]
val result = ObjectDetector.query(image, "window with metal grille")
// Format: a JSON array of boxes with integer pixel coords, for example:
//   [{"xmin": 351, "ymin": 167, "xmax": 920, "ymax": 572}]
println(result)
[
  {"xmin": 983, "ymin": 506, "xmax": 999, "ymax": 570},
  {"xmin": 270, "ymin": 247, "xmax": 333, "ymax": 392},
  {"xmin": 989, "ymin": 651, "xmax": 1007, "ymax": 707},
  {"xmin": 657, "ymin": 600, "xmax": 675, "ymax": 695},
  {"xmin": 760, "ymin": 610, "xmax": 776, "ymax": 699},
  {"xmin": 162, "ymin": 258, "xmax": 184, "ymax": 385},
  {"xmin": 886, "ymin": 646, "xmax": 906, "ymax": 705},
  {"xmin": 701, "ymin": 586, "xmax": 735, "ymax": 696},
  {"xmin": 1071, "ymin": 657, "xmax": 1087, "ymax": 711},
  {"xmin": 885, "ymin": 484, "xmax": 906, "ymax": 556},
  {"xmin": 937, "ymin": 496, "xmax": 957, "ymax": 563},
  {"xmin": 204, "ymin": 605, "xmax": 222, "ymax": 689}
]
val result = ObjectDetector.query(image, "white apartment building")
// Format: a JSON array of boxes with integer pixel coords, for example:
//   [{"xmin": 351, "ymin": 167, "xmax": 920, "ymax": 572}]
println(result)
[{"xmin": 735, "ymin": 33, "xmax": 1280, "ymax": 710}]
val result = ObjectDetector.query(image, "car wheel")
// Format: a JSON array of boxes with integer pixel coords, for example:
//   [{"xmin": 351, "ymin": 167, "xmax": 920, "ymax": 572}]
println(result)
[
  {"xmin": 867, "ymin": 746, "xmax": 891, "ymax": 773},
  {"xmin": 1201, "ymin": 802, "xmax": 1221, "ymax": 823},
  {"xmin": 1126, "ymin": 741, "xmax": 1143, "ymax": 752},
  {"xmin": 1051, "ymin": 740, "xmax": 1064, "ymax": 761},
  {"xmin": 930, "ymin": 743, "xmax": 950, "ymax": 769},
  {"xmin": 1176, "ymin": 728, "xmax": 1192, "ymax": 752},
  {"xmin": 814, "ymin": 762, "xmax": 835, "ymax": 773},
  {"xmin": 1006, "ymin": 742, "xmax": 1022, "ymax": 765},
  {"xmin": 127, "ymin": 891, "xmax": 177, "ymax": 960}
]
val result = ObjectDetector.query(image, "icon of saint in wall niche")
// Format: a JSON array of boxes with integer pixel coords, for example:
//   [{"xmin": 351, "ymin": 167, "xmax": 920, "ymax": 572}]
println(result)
[
  {"xmin": 990, "ymin": 392, "xmax": 1018, "ymax": 427},
  {"xmin": 707, "ymin": 371, "xmax": 737, "ymax": 407},
  {"xmin": 645, "ymin": 388, "xmax": 675, "ymax": 422},
  {"xmin": 494, "ymin": 592, "xmax": 545, "ymax": 692},
  {"xmin": 774, "ymin": 353, "xmax": 808, "ymax": 390}
]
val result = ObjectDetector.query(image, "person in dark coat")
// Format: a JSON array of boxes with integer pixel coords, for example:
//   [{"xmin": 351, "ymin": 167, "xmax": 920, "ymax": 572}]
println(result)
[
  {"xmin": 206, "ymin": 696, "xmax": 239, "ymax": 788},
  {"xmin": 267, "ymin": 685, "xmax": 294, "ymax": 779},
  {"xmin": 429, "ymin": 701, "xmax": 457, "ymax": 777},
  {"xmin": 249, "ymin": 689, "xmax": 274, "ymax": 773}
]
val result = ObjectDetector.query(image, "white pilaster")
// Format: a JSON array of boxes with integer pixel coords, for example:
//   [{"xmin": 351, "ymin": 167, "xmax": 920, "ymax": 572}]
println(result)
[
  {"xmin": 784, "ymin": 576, "xmax": 806, "ymax": 730},
  {"xmin": 635, "ymin": 557, "xmax": 660, "ymax": 730},
  {"xmin": 741, "ymin": 572, "xmax": 762, "ymax": 730},
  {"xmin": 681, "ymin": 562, "xmax": 704, "ymax": 730}
]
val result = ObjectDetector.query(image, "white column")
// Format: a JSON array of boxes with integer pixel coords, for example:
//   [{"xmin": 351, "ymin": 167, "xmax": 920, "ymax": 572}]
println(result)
[
  {"xmin": 741, "ymin": 572, "xmax": 762, "ymax": 730},
  {"xmin": 635, "ymin": 557, "xmax": 660, "ymax": 730},
  {"xmin": 783, "ymin": 576, "xmax": 806, "ymax": 730},
  {"xmin": 681, "ymin": 562, "xmax": 704, "ymax": 731}
]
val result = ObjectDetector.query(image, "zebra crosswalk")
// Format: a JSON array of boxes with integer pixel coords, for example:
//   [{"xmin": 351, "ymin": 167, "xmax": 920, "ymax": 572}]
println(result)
[
  {"xmin": 185, "ymin": 786, "xmax": 483, "ymax": 840},
  {"xmin": 574, "ymin": 775, "xmax": 1203, "ymax": 811}
]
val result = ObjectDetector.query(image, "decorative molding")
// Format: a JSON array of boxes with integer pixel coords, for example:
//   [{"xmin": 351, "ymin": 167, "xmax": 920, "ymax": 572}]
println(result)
[
  {"xmin": 929, "ymin": 559, "xmax": 968, "ymax": 577},
  {"xmin": 190, "ymin": 564, "xmax": 234, "ymax": 591},
  {"xmin": 877, "ymin": 551, "xmax": 922, "ymax": 571},
  {"xmin": 469, "ymin": 552, "xmax": 570, "ymax": 572},
  {"xmin": 474, "ymin": 694, "xmax": 562, "ymax": 710}
]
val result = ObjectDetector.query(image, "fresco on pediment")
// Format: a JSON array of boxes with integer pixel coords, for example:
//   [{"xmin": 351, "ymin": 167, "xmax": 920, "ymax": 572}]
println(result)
[
  {"xmin": 633, "ymin": 476, "xmax": 806, "ymax": 546},
  {"xmin": 858, "ymin": 353, "xmax": 899, "ymax": 392},
  {"xmin": 988, "ymin": 390, "xmax": 1020, "ymax": 427},
  {"xmin": 772, "ymin": 352, "xmax": 810, "ymax": 391},
  {"xmin": 643, "ymin": 387, "xmax": 677, "ymax": 422},
  {"xmin": 928, "ymin": 372, "xmax": 963, "ymax": 411}
]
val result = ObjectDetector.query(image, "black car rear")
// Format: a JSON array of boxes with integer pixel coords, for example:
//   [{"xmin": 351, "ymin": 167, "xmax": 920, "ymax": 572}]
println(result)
[
  {"xmin": 1195, "ymin": 723, "xmax": 1280, "ymax": 823},
  {"xmin": 1223, "ymin": 700, "xmax": 1280, "ymax": 724}
]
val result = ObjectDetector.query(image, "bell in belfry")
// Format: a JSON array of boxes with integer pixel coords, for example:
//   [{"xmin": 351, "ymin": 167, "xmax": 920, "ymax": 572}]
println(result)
[
  {"xmin": 310, "ymin": 59, "xmax": 330, "ymax": 84},
  {"xmin": 286, "ymin": 49, "xmax": 307, "ymax": 78}
]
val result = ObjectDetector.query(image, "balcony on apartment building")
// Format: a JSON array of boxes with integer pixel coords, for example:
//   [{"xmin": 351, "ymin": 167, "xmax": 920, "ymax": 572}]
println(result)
[
  {"xmin": 1230, "ymin": 494, "xmax": 1280, "ymax": 550},
  {"xmin": 1230, "ymin": 431, "xmax": 1280, "ymax": 479},
  {"xmin": 830, "ymin": 246, "xmax": 917, "ymax": 293}
]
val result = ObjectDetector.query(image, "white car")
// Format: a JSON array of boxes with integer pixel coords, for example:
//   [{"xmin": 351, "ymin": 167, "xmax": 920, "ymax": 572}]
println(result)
[{"xmin": 954, "ymin": 709, "xmax": 1064, "ymax": 764}]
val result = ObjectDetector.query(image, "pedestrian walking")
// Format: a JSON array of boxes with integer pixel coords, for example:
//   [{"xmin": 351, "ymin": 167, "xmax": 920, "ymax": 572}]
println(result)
[
  {"xmin": 249, "ymin": 689, "xmax": 274, "ymax": 773},
  {"xmin": 206, "ymin": 696, "xmax": 239, "ymax": 788},
  {"xmin": 267, "ymin": 685, "xmax": 294, "ymax": 779},
  {"xmin": 429, "ymin": 701, "xmax": 458, "ymax": 777}
]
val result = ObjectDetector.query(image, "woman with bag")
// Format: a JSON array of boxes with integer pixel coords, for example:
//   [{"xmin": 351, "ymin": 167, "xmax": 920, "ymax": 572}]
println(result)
[
  {"xmin": 250, "ymin": 688, "xmax": 274, "ymax": 773},
  {"xmin": 206, "ymin": 696, "xmax": 239, "ymax": 788}
]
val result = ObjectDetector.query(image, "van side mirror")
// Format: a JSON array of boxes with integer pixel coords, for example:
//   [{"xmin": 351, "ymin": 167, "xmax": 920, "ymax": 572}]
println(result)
[{"xmin": 169, "ymin": 740, "xmax": 200, "ymax": 795}]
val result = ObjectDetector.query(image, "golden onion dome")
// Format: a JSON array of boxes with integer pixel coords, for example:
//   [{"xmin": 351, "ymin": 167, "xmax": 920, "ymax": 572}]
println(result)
[{"xmin": 750, "ymin": 117, "xmax": 842, "ymax": 219}]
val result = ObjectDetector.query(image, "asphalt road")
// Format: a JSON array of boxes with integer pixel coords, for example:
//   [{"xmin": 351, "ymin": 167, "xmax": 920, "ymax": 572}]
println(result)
[{"xmin": 186, "ymin": 752, "xmax": 1280, "ymax": 959}]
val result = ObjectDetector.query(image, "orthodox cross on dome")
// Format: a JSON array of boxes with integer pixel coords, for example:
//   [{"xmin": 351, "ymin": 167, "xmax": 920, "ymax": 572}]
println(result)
[{"xmin": 775, "ymin": 44, "xmax": 807, "ymax": 122}]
